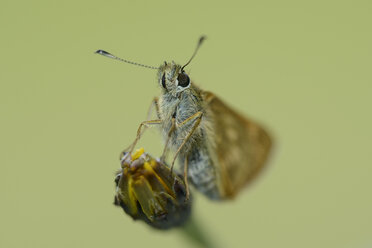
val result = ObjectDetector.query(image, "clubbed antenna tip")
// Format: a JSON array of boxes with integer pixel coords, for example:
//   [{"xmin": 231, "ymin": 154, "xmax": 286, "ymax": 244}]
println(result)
[
  {"xmin": 181, "ymin": 35, "xmax": 206, "ymax": 71},
  {"xmin": 95, "ymin": 49, "xmax": 159, "ymax": 70}
]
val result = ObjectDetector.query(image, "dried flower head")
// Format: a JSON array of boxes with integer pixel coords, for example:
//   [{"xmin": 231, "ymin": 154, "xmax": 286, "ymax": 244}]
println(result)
[{"xmin": 114, "ymin": 148, "xmax": 192, "ymax": 229}]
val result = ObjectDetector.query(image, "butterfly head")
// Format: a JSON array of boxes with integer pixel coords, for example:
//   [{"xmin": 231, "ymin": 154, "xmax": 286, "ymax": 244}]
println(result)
[{"xmin": 158, "ymin": 62, "xmax": 191, "ymax": 96}]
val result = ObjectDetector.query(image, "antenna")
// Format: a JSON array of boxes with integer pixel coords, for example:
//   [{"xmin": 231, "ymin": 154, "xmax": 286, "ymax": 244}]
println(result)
[
  {"xmin": 181, "ymin": 36, "xmax": 206, "ymax": 71},
  {"xmin": 95, "ymin": 50, "xmax": 159, "ymax": 70}
]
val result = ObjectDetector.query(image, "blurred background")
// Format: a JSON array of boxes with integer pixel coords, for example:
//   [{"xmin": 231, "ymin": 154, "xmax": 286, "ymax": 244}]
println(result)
[{"xmin": 1, "ymin": 0, "xmax": 371, "ymax": 247}]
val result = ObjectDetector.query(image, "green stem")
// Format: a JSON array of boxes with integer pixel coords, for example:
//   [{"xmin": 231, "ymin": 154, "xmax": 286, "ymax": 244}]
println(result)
[{"xmin": 179, "ymin": 216, "xmax": 217, "ymax": 248}]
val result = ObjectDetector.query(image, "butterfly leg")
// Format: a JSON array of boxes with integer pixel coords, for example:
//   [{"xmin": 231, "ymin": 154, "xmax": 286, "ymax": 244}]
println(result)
[
  {"xmin": 121, "ymin": 119, "xmax": 162, "ymax": 160},
  {"xmin": 183, "ymin": 155, "xmax": 190, "ymax": 200},
  {"xmin": 170, "ymin": 111, "xmax": 203, "ymax": 172},
  {"xmin": 146, "ymin": 97, "xmax": 160, "ymax": 120},
  {"xmin": 160, "ymin": 117, "xmax": 176, "ymax": 163},
  {"xmin": 119, "ymin": 97, "xmax": 161, "ymax": 159}
]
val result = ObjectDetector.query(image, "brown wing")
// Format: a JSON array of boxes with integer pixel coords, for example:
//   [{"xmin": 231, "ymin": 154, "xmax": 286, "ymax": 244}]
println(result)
[{"xmin": 203, "ymin": 91, "xmax": 272, "ymax": 199}]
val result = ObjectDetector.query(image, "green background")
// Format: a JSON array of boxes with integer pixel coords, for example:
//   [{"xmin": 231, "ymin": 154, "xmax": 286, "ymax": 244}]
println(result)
[{"xmin": 1, "ymin": 0, "xmax": 371, "ymax": 247}]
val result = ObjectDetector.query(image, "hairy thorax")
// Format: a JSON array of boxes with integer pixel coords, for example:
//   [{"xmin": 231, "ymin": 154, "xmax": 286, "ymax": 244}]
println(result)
[
  {"xmin": 159, "ymin": 88, "xmax": 204, "ymax": 153},
  {"xmin": 158, "ymin": 87, "xmax": 221, "ymax": 199}
]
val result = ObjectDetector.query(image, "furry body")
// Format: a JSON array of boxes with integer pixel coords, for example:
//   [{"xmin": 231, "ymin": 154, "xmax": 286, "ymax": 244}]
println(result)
[
  {"xmin": 158, "ymin": 84, "xmax": 221, "ymax": 199},
  {"xmin": 155, "ymin": 62, "xmax": 272, "ymax": 200}
]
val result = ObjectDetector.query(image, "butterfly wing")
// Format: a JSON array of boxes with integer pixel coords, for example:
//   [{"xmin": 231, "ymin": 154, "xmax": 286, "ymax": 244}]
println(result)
[{"xmin": 203, "ymin": 91, "xmax": 273, "ymax": 199}]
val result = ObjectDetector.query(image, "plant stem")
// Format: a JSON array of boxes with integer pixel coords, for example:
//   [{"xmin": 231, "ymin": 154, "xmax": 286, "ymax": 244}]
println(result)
[{"xmin": 179, "ymin": 216, "xmax": 217, "ymax": 248}]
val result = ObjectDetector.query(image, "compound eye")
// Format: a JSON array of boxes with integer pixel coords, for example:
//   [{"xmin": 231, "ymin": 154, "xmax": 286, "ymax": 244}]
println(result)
[
  {"xmin": 161, "ymin": 73, "xmax": 166, "ymax": 89},
  {"xmin": 177, "ymin": 73, "xmax": 190, "ymax": 88}
]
